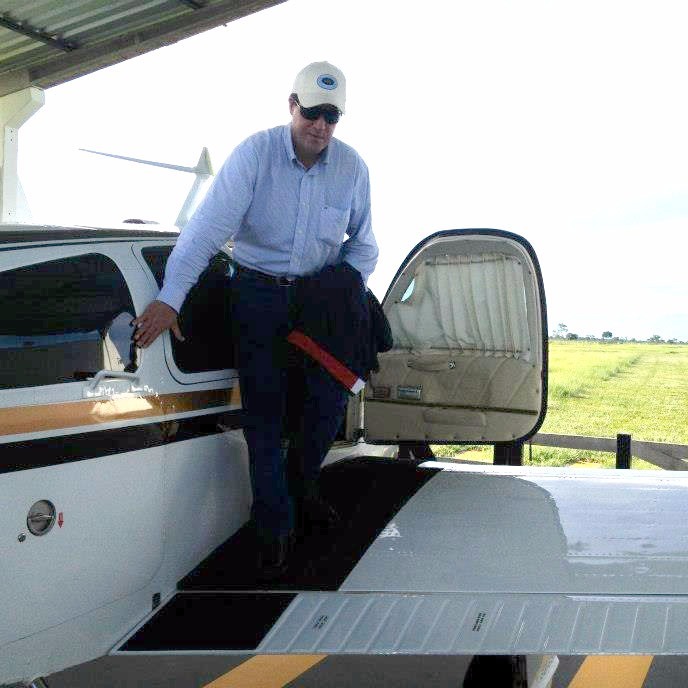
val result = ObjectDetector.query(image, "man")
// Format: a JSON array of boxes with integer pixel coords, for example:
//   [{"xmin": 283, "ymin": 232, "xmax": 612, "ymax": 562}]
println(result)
[{"xmin": 133, "ymin": 61, "xmax": 378, "ymax": 576}]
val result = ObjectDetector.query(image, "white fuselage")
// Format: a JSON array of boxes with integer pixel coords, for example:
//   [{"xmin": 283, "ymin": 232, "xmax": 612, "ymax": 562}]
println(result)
[{"xmin": 0, "ymin": 228, "xmax": 250, "ymax": 683}]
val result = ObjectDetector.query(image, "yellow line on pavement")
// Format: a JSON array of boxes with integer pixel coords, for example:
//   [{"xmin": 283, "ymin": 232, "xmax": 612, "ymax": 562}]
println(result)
[
  {"xmin": 203, "ymin": 655, "xmax": 327, "ymax": 688},
  {"xmin": 568, "ymin": 656, "xmax": 653, "ymax": 688}
]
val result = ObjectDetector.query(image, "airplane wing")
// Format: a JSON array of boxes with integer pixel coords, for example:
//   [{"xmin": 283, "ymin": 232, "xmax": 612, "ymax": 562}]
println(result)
[{"xmin": 116, "ymin": 458, "xmax": 688, "ymax": 657}]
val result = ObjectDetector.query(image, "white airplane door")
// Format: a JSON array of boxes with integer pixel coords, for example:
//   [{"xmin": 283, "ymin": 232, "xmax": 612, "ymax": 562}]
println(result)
[{"xmin": 364, "ymin": 229, "xmax": 547, "ymax": 445}]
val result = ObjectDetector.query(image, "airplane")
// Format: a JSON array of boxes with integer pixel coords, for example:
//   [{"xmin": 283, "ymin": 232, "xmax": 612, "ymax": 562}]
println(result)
[{"xmin": 2, "ymin": 4, "xmax": 688, "ymax": 688}]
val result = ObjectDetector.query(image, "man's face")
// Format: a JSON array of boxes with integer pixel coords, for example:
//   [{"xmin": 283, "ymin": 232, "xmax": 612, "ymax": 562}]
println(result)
[{"xmin": 289, "ymin": 97, "xmax": 338, "ymax": 161}]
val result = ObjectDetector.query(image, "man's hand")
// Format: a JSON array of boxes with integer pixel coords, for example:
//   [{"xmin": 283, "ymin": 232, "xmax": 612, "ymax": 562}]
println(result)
[{"xmin": 132, "ymin": 300, "xmax": 185, "ymax": 348}]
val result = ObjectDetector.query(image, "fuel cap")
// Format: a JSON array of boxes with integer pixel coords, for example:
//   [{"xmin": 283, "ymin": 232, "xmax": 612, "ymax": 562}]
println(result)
[{"xmin": 27, "ymin": 500, "xmax": 56, "ymax": 536}]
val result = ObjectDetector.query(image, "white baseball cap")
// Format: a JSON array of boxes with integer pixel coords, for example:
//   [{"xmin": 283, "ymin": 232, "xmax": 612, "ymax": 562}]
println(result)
[{"xmin": 292, "ymin": 61, "xmax": 346, "ymax": 114}]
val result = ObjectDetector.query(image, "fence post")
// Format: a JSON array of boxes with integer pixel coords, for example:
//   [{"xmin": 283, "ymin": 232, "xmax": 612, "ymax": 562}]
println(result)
[{"xmin": 616, "ymin": 433, "xmax": 632, "ymax": 469}]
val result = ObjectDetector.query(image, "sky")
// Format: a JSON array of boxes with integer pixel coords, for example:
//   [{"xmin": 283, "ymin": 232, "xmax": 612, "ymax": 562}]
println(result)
[{"xmin": 16, "ymin": 0, "xmax": 688, "ymax": 341}]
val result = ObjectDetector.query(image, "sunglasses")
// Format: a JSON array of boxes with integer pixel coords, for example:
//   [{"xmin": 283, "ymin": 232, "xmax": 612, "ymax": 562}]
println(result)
[{"xmin": 297, "ymin": 102, "xmax": 341, "ymax": 125}]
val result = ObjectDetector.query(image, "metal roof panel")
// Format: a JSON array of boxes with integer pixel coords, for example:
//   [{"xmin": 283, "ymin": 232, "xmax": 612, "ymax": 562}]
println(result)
[{"xmin": 0, "ymin": 0, "xmax": 286, "ymax": 96}]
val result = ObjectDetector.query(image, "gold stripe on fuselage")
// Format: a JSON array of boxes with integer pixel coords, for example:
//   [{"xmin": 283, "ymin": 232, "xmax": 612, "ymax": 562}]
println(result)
[{"xmin": 0, "ymin": 387, "xmax": 241, "ymax": 438}]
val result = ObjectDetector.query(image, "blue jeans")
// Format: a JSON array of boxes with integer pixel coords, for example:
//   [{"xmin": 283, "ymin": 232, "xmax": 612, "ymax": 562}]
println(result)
[{"xmin": 231, "ymin": 270, "xmax": 348, "ymax": 539}]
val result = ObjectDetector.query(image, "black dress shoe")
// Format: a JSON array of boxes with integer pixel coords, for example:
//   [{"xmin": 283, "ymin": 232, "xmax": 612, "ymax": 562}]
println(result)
[{"xmin": 256, "ymin": 533, "xmax": 291, "ymax": 581}]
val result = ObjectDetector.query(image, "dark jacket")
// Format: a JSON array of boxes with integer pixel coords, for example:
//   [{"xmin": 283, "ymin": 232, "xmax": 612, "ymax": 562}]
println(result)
[{"xmin": 288, "ymin": 263, "xmax": 392, "ymax": 393}]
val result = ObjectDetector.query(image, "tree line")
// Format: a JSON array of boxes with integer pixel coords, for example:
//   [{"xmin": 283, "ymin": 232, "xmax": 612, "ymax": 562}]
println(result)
[{"xmin": 551, "ymin": 323, "xmax": 685, "ymax": 344}]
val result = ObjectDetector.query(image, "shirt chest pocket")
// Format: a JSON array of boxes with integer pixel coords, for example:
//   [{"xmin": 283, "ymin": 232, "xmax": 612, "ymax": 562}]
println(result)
[{"xmin": 318, "ymin": 206, "xmax": 350, "ymax": 247}]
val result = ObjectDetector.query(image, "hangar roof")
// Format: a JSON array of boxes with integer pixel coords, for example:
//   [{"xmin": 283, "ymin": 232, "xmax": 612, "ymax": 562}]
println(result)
[{"xmin": 0, "ymin": 0, "xmax": 285, "ymax": 97}]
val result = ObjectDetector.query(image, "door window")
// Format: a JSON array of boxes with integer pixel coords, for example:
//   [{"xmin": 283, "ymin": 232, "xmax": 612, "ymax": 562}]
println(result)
[
  {"xmin": 387, "ymin": 254, "xmax": 530, "ymax": 359},
  {"xmin": 141, "ymin": 247, "xmax": 234, "ymax": 373},
  {"xmin": 0, "ymin": 253, "xmax": 136, "ymax": 389}
]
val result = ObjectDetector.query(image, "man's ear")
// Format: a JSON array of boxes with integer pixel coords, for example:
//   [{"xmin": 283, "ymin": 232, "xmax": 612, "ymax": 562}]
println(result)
[{"xmin": 288, "ymin": 96, "xmax": 297, "ymax": 114}]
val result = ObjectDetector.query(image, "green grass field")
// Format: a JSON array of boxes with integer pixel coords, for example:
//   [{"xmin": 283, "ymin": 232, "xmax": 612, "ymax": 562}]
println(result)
[{"xmin": 433, "ymin": 341, "xmax": 688, "ymax": 469}]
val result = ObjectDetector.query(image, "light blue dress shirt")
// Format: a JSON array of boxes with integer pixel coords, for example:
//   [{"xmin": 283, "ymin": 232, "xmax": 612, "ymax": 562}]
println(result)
[{"xmin": 158, "ymin": 124, "xmax": 378, "ymax": 313}]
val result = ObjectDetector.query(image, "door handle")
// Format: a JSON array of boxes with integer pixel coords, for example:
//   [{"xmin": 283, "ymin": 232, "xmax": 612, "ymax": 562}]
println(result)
[
  {"xmin": 406, "ymin": 359, "xmax": 454, "ymax": 372},
  {"xmin": 84, "ymin": 370, "xmax": 140, "ymax": 396}
]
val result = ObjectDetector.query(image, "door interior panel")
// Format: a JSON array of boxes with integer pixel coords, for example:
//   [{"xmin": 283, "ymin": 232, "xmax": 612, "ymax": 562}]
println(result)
[{"xmin": 364, "ymin": 230, "xmax": 546, "ymax": 444}]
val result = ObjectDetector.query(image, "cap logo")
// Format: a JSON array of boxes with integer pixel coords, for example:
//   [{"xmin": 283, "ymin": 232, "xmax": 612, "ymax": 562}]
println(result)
[{"xmin": 317, "ymin": 74, "xmax": 337, "ymax": 90}]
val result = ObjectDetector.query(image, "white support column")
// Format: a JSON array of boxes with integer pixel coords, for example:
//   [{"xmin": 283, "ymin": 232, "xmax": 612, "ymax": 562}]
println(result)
[{"xmin": 0, "ymin": 86, "xmax": 45, "ymax": 223}]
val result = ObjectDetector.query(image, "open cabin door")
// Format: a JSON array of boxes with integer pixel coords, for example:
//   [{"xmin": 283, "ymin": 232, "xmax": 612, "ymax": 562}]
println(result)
[{"xmin": 364, "ymin": 229, "xmax": 547, "ymax": 445}]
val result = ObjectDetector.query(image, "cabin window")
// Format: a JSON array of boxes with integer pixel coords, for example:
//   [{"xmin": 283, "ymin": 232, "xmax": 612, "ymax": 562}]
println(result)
[
  {"xmin": 386, "ymin": 253, "xmax": 531, "ymax": 360},
  {"xmin": 0, "ymin": 254, "xmax": 136, "ymax": 389},
  {"xmin": 141, "ymin": 247, "xmax": 234, "ymax": 373}
]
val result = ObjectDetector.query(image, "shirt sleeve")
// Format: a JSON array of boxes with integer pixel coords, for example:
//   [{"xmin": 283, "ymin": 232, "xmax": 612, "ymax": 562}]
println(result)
[
  {"xmin": 340, "ymin": 157, "xmax": 379, "ymax": 283},
  {"xmin": 157, "ymin": 138, "xmax": 257, "ymax": 312}
]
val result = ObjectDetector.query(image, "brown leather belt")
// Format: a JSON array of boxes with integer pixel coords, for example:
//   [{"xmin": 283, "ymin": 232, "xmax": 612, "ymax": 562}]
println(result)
[{"xmin": 234, "ymin": 263, "xmax": 299, "ymax": 287}]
